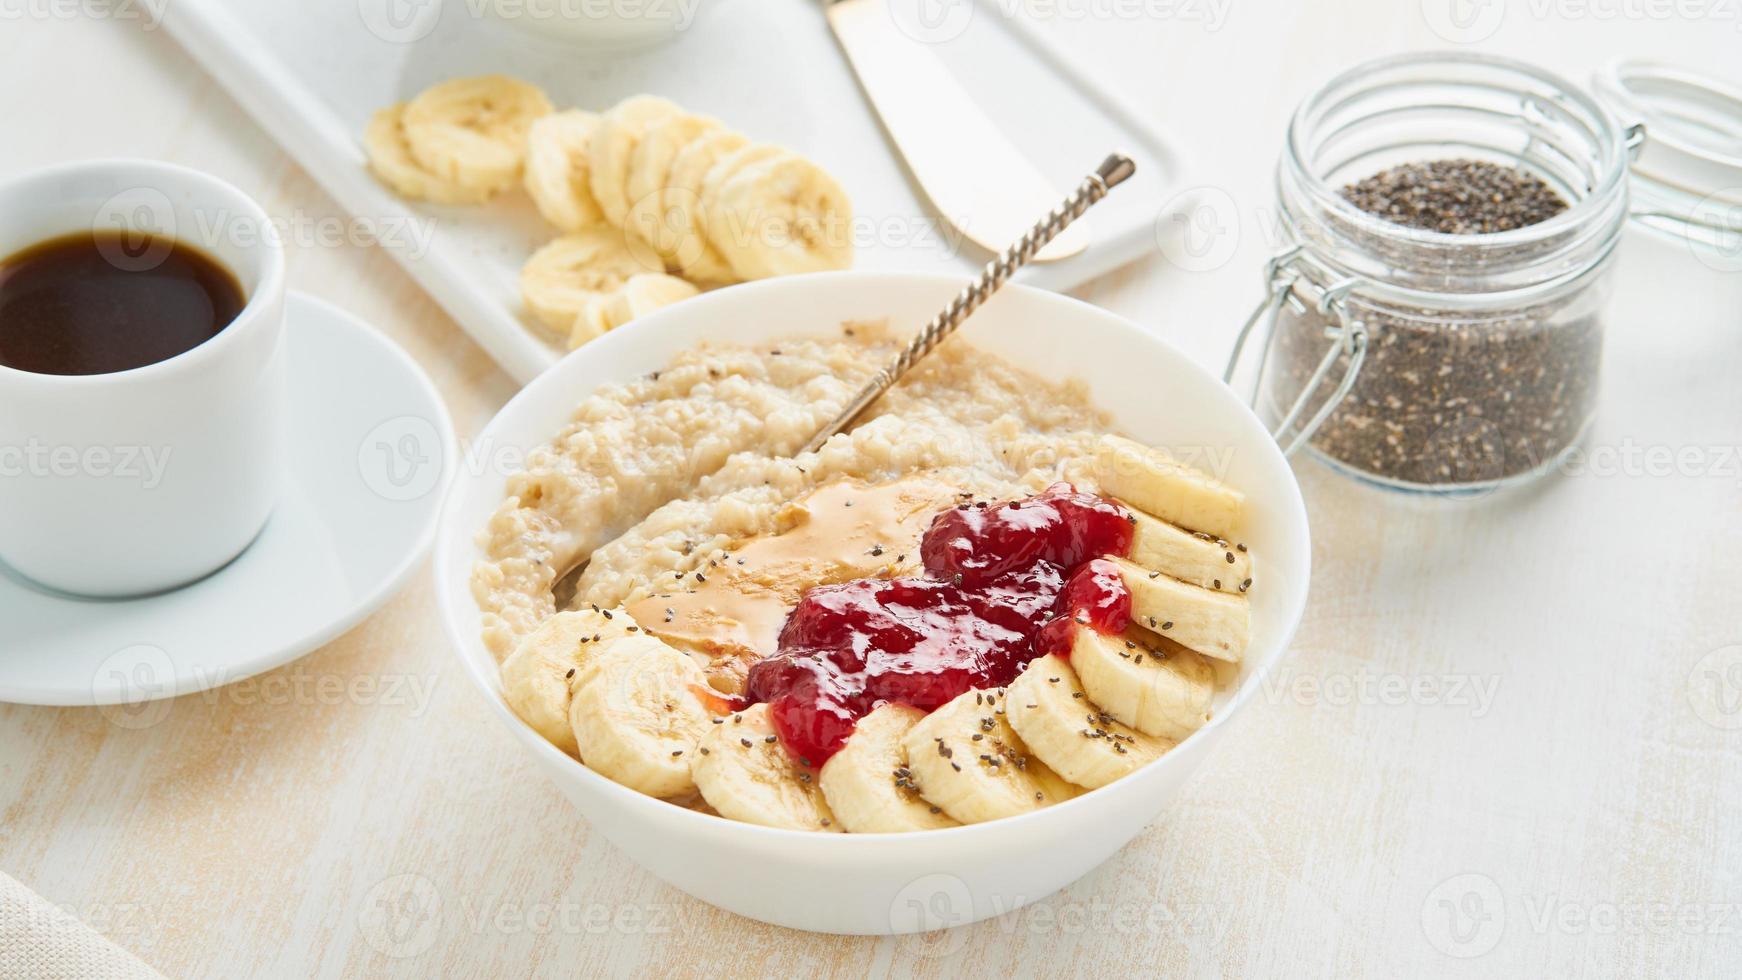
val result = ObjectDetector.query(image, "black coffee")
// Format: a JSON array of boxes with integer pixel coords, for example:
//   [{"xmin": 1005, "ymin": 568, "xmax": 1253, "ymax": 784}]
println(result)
[{"xmin": 0, "ymin": 231, "xmax": 246, "ymax": 376}]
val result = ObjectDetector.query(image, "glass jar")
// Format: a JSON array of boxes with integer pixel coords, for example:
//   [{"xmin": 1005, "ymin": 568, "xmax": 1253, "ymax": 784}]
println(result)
[{"xmin": 1229, "ymin": 52, "xmax": 1640, "ymax": 495}]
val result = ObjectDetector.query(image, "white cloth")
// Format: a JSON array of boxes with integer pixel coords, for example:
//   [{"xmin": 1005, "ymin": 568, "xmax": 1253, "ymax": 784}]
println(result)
[{"xmin": 0, "ymin": 872, "xmax": 163, "ymax": 979}]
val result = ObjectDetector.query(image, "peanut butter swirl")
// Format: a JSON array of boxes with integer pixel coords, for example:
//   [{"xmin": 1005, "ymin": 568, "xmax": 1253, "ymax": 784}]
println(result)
[{"xmin": 629, "ymin": 476, "xmax": 964, "ymax": 692}]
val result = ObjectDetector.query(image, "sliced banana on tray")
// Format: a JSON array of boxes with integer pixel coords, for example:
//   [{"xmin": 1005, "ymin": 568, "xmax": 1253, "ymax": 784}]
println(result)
[
  {"xmin": 819, "ymin": 704, "xmax": 961, "ymax": 833},
  {"xmin": 901, "ymin": 688, "xmax": 1078, "ymax": 825},
  {"xmin": 601, "ymin": 273, "xmax": 698, "ymax": 329},
  {"xmin": 569, "ymin": 296, "xmax": 614, "ymax": 350},
  {"xmin": 698, "ymin": 144, "xmax": 786, "ymax": 262},
  {"xmin": 662, "ymin": 129, "xmax": 752, "ymax": 283},
  {"xmin": 520, "ymin": 227, "xmax": 664, "ymax": 333},
  {"xmin": 367, "ymin": 84, "xmax": 861, "ymax": 345},
  {"xmin": 523, "ymin": 109, "xmax": 607, "ymax": 232},
  {"xmin": 588, "ymin": 95, "xmax": 684, "ymax": 230},
  {"xmin": 691, "ymin": 703, "xmax": 841, "ymax": 832},
  {"xmin": 568, "ymin": 635, "xmax": 719, "ymax": 798},
  {"xmin": 402, "ymin": 75, "xmax": 553, "ymax": 195},
  {"xmin": 623, "ymin": 113, "xmax": 721, "ymax": 261},
  {"xmin": 1006, "ymin": 654, "xmax": 1173, "ymax": 790},
  {"xmin": 710, "ymin": 151, "xmax": 855, "ymax": 280},
  {"xmin": 563, "ymin": 273, "xmax": 699, "ymax": 350},
  {"xmin": 364, "ymin": 104, "xmax": 495, "ymax": 205}
]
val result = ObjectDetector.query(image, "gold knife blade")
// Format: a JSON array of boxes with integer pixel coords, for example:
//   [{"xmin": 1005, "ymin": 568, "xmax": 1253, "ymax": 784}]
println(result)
[{"xmin": 824, "ymin": 0, "xmax": 1090, "ymax": 262}]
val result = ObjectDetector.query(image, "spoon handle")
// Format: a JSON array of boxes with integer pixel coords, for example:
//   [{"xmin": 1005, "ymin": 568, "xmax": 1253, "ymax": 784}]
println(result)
[{"xmin": 799, "ymin": 153, "xmax": 1136, "ymax": 456}]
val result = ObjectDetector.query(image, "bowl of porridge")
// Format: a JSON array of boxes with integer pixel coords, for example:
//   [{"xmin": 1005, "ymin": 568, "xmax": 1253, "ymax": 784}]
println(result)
[{"xmin": 433, "ymin": 271, "xmax": 1311, "ymax": 934}]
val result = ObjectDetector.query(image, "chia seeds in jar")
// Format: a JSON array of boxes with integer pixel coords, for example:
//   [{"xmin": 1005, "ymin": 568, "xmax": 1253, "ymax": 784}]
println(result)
[{"xmin": 1245, "ymin": 53, "xmax": 1634, "ymax": 494}]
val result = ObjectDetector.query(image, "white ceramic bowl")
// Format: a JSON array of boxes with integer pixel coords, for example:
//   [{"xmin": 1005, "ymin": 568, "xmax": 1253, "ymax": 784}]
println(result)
[{"xmin": 433, "ymin": 272, "xmax": 1311, "ymax": 935}]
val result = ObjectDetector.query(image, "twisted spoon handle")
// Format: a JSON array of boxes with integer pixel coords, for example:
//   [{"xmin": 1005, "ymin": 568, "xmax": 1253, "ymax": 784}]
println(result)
[{"xmin": 799, "ymin": 153, "xmax": 1136, "ymax": 455}]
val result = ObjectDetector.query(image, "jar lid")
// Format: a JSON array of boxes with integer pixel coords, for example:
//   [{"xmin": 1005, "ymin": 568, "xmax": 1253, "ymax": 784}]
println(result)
[{"xmin": 1593, "ymin": 59, "xmax": 1742, "ymax": 252}]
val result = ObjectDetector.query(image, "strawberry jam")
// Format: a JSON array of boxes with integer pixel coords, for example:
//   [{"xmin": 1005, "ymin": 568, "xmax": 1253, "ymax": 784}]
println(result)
[
  {"xmin": 745, "ymin": 483, "xmax": 1136, "ymax": 766},
  {"xmin": 1034, "ymin": 558, "xmax": 1134, "ymax": 657},
  {"xmin": 920, "ymin": 483, "xmax": 1135, "ymax": 585}
]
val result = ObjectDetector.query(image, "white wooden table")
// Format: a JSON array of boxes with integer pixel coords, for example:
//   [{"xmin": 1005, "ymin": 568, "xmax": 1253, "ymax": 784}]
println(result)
[{"xmin": 3, "ymin": 5, "xmax": 1740, "ymax": 977}]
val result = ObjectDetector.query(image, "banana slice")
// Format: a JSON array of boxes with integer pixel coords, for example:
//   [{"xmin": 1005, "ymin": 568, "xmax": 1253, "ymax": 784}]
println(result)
[
  {"xmin": 697, "ymin": 144, "xmax": 785, "ymax": 266},
  {"xmin": 569, "ymin": 273, "xmax": 697, "ymax": 347},
  {"xmin": 691, "ymin": 703, "xmax": 841, "ymax": 832},
  {"xmin": 402, "ymin": 75, "xmax": 553, "ymax": 194},
  {"xmin": 1115, "ymin": 557, "xmax": 1250, "ymax": 662},
  {"xmin": 500, "ymin": 608, "xmax": 636, "ymax": 755},
  {"xmin": 901, "ymin": 688, "xmax": 1077, "ymax": 825},
  {"xmin": 520, "ymin": 227, "xmax": 663, "ymax": 333},
  {"xmin": 663, "ymin": 130, "xmax": 752, "ymax": 283},
  {"xmin": 709, "ymin": 150, "xmax": 854, "ymax": 280},
  {"xmin": 1125, "ymin": 506, "xmax": 1253, "ymax": 594},
  {"xmin": 599, "ymin": 273, "xmax": 698, "ymax": 329},
  {"xmin": 569, "ymin": 636, "xmax": 719, "ymax": 798},
  {"xmin": 567, "ymin": 633, "xmax": 672, "ymax": 704},
  {"xmin": 1092, "ymin": 435, "xmax": 1245, "ymax": 541},
  {"xmin": 1069, "ymin": 627, "xmax": 1216, "ymax": 740},
  {"xmin": 819, "ymin": 704, "xmax": 961, "ymax": 833},
  {"xmin": 1006, "ymin": 654, "xmax": 1174, "ymax": 790},
  {"xmin": 568, "ymin": 296, "xmax": 613, "ymax": 350},
  {"xmin": 623, "ymin": 113, "xmax": 720, "ymax": 259},
  {"xmin": 365, "ymin": 104, "xmax": 496, "ymax": 205},
  {"xmin": 523, "ymin": 109, "xmax": 606, "ymax": 232},
  {"xmin": 588, "ymin": 95, "xmax": 684, "ymax": 229}
]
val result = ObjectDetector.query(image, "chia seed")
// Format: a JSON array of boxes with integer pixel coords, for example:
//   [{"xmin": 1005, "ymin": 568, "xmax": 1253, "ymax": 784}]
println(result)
[
  {"xmin": 1269, "ymin": 159, "xmax": 1602, "ymax": 488},
  {"xmin": 1342, "ymin": 160, "xmax": 1567, "ymax": 235}
]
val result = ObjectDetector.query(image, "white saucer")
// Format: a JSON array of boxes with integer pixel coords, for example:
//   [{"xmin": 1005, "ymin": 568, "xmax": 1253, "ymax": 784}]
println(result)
[{"xmin": 0, "ymin": 292, "xmax": 455, "ymax": 706}]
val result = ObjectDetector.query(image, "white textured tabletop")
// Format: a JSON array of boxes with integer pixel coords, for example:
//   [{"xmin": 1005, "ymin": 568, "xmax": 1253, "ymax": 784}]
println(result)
[{"xmin": 2, "ymin": 3, "xmax": 1740, "ymax": 977}]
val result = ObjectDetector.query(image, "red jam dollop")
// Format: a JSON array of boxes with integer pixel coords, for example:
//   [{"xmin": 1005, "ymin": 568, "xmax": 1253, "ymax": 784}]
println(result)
[
  {"xmin": 745, "ymin": 483, "xmax": 1136, "ymax": 766},
  {"xmin": 920, "ymin": 483, "xmax": 1135, "ymax": 584},
  {"xmin": 1034, "ymin": 557, "xmax": 1134, "ymax": 658}
]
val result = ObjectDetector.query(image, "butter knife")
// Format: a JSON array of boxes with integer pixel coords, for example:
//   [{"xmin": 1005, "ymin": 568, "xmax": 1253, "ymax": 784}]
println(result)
[{"xmin": 823, "ymin": 0, "xmax": 1090, "ymax": 262}]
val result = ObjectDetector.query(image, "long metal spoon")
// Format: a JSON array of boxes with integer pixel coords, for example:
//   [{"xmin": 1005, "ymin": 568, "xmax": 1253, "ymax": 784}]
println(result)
[
  {"xmin": 800, "ymin": 152, "xmax": 1135, "ymax": 453},
  {"xmin": 552, "ymin": 153, "xmax": 1136, "ymax": 609}
]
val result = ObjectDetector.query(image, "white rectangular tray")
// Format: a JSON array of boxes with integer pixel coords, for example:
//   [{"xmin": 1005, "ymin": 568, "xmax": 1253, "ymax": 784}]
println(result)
[{"xmin": 161, "ymin": 0, "xmax": 1187, "ymax": 383}]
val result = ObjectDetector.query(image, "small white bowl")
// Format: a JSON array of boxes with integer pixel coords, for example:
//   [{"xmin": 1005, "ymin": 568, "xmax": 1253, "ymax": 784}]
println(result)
[{"xmin": 433, "ymin": 272, "xmax": 1311, "ymax": 935}]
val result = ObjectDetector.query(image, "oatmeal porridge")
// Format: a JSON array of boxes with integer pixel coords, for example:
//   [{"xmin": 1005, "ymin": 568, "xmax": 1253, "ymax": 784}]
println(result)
[{"xmin": 474, "ymin": 325, "xmax": 1259, "ymax": 832}]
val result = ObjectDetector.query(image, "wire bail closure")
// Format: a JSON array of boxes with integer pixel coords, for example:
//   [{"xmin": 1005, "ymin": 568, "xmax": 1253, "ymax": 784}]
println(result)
[{"xmin": 1223, "ymin": 248, "xmax": 1370, "ymax": 457}]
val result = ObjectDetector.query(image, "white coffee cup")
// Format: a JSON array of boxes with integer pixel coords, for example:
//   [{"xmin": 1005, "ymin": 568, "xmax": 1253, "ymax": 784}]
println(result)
[{"xmin": 0, "ymin": 160, "xmax": 286, "ymax": 597}]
